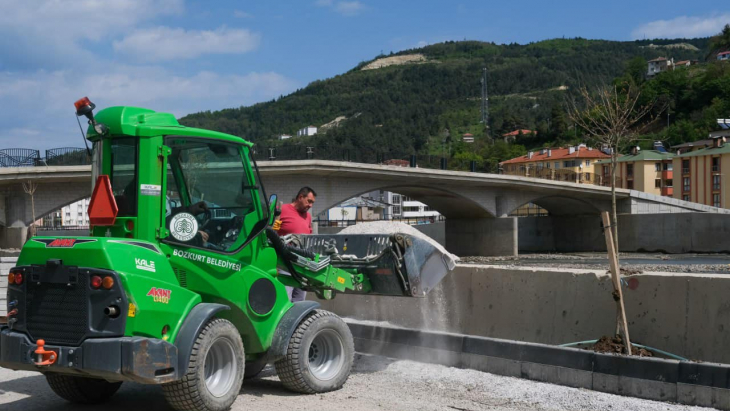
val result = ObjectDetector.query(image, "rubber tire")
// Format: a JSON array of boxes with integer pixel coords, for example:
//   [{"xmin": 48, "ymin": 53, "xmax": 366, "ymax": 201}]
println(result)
[
  {"xmin": 45, "ymin": 374, "xmax": 122, "ymax": 404},
  {"xmin": 162, "ymin": 318, "xmax": 245, "ymax": 411},
  {"xmin": 244, "ymin": 356, "xmax": 268, "ymax": 380},
  {"xmin": 274, "ymin": 310, "xmax": 354, "ymax": 394}
]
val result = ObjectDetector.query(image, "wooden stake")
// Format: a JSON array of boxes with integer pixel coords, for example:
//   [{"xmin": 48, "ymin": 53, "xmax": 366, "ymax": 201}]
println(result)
[{"xmin": 601, "ymin": 211, "xmax": 632, "ymax": 355}]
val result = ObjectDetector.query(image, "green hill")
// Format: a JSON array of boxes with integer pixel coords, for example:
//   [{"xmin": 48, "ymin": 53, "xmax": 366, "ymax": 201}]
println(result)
[{"xmin": 180, "ymin": 37, "xmax": 713, "ymax": 168}]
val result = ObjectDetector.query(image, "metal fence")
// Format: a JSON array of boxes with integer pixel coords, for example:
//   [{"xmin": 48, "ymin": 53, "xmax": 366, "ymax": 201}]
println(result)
[
  {"xmin": 0, "ymin": 148, "xmax": 41, "ymax": 167},
  {"xmin": 0, "ymin": 148, "xmax": 90, "ymax": 167}
]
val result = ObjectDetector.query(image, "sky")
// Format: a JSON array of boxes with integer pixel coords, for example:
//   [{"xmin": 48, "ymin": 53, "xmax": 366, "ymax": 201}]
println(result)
[{"xmin": 0, "ymin": 0, "xmax": 728, "ymax": 151}]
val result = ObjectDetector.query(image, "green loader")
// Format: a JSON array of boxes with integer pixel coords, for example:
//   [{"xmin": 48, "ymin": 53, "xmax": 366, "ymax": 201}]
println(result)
[{"xmin": 0, "ymin": 98, "xmax": 454, "ymax": 411}]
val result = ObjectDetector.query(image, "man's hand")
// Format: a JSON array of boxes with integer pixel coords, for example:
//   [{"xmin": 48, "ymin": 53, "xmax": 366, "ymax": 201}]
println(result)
[
  {"xmin": 188, "ymin": 201, "xmax": 208, "ymax": 215},
  {"xmin": 199, "ymin": 231, "xmax": 209, "ymax": 242}
]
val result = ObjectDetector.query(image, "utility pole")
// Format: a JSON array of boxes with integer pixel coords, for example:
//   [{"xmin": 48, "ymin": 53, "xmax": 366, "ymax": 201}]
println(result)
[{"xmin": 480, "ymin": 67, "xmax": 490, "ymax": 143}]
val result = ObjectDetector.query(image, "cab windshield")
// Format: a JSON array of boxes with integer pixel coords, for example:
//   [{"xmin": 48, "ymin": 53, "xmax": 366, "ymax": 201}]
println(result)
[{"xmin": 164, "ymin": 137, "xmax": 259, "ymax": 252}]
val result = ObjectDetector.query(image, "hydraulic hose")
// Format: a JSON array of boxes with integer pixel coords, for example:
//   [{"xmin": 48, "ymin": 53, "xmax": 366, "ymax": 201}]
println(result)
[{"xmin": 265, "ymin": 228, "xmax": 310, "ymax": 286}]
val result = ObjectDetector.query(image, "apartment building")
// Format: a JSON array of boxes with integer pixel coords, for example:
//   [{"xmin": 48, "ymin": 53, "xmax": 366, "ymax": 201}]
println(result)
[
  {"xmin": 500, "ymin": 144, "xmax": 611, "ymax": 184},
  {"xmin": 43, "ymin": 198, "xmax": 91, "ymax": 227},
  {"xmin": 673, "ymin": 135, "xmax": 730, "ymax": 208},
  {"xmin": 596, "ymin": 148, "xmax": 674, "ymax": 196}
]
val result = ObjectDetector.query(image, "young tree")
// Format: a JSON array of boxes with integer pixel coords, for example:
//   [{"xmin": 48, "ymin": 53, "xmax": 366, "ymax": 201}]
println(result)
[
  {"xmin": 567, "ymin": 83, "xmax": 656, "ymax": 251},
  {"xmin": 23, "ymin": 180, "xmax": 38, "ymax": 239}
]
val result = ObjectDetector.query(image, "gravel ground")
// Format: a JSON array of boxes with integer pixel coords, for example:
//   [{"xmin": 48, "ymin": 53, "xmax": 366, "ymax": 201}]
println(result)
[
  {"xmin": 460, "ymin": 252, "xmax": 730, "ymax": 274},
  {"xmin": 0, "ymin": 354, "xmax": 715, "ymax": 411}
]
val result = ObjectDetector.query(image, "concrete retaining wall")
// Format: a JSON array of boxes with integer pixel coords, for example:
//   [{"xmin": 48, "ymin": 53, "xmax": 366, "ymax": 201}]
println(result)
[
  {"xmin": 315, "ymin": 264, "xmax": 730, "ymax": 364},
  {"xmin": 519, "ymin": 213, "xmax": 730, "ymax": 253},
  {"xmin": 446, "ymin": 217, "xmax": 517, "ymax": 256},
  {"xmin": 350, "ymin": 322, "xmax": 730, "ymax": 410}
]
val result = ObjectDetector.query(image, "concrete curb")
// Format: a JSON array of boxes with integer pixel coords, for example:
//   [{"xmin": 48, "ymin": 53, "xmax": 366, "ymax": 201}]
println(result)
[{"xmin": 347, "ymin": 322, "xmax": 730, "ymax": 410}]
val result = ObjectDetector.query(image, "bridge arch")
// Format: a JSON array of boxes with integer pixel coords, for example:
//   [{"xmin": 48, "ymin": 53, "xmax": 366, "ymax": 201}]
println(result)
[
  {"xmin": 508, "ymin": 195, "xmax": 604, "ymax": 217},
  {"xmin": 319, "ymin": 184, "xmax": 495, "ymax": 219}
]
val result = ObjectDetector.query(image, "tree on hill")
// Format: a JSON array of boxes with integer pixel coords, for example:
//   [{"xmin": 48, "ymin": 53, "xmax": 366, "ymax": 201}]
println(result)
[
  {"xmin": 708, "ymin": 23, "xmax": 730, "ymax": 59},
  {"xmin": 179, "ymin": 38, "xmax": 708, "ymax": 166}
]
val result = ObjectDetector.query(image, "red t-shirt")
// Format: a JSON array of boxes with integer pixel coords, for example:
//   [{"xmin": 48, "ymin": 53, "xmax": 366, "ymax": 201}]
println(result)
[{"xmin": 277, "ymin": 203, "xmax": 312, "ymax": 236}]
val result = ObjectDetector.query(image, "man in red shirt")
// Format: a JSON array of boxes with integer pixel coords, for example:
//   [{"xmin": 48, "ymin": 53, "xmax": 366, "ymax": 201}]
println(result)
[{"xmin": 274, "ymin": 186, "xmax": 316, "ymax": 301}]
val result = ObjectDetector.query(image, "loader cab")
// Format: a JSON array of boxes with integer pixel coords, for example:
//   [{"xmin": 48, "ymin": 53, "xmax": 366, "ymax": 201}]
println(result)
[{"xmin": 87, "ymin": 106, "xmax": 269, "ymax": 259}]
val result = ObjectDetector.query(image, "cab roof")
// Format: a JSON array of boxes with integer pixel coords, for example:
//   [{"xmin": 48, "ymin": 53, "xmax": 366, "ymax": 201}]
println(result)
[{"xmin": 86, "ymin": 106, "xmax": 252, "ymax": 147}]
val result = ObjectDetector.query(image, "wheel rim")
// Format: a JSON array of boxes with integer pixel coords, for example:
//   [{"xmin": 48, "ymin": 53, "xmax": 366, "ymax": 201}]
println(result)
[
  {"xmin": 204, "ymin": 337, "xmax": 238, "ymax": 398},
  {"xmin": 307, "ymin": 329, "xmax": 345, "ymax": 381}
]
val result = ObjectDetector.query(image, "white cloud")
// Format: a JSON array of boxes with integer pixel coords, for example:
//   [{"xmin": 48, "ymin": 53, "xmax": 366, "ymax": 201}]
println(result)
[
  {"xmin": 335, "ymin": 1, "xmax": 364, "ymax": 16},
  {"xmin": 0, "ymin": 0, "xmax": 184, "ymax": 69},
  {"xmin": 113, "ymin": 27, "xmax": 261, "ymax": 62},
  {"xmin": 0, "ymin": 66, "xmax": 298, "ymax": 150},
  {"xmin": 631, "ymin": 13, "xmax": 730, "ymax": 39},
  {"xmin": 0, "ymin": 0, "xmax": 183, "ymax": 42},
  {"xmin": 316, "ymin": 0, "xmax": 364, "ymax": 16},
  {"xmin": 233, "ymin": 10, "xmax": 253, "ymax": 18}
]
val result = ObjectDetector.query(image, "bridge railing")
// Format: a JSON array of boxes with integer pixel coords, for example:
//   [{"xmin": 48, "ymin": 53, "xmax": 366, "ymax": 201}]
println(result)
[
  {"xmin": 44, "ymin": 148, "xmax": 91, "ymax": 166},
  {"xmin": 0, "ymin": 147, "xmax": 92, "ymax": 167},
  {"xmin": 252, "ymin": 145, "xmax": 502, "ymax": 173},
  {"xmin": 0, "ymin": 149, "xmax": 41, "ymax": 167}
]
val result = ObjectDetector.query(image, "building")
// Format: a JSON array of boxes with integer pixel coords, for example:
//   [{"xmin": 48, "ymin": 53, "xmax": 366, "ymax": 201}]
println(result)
[
  {"xmin": 297, "ymin": 126, "xmax": 317, "ymax": 137},
  {"xmin": 673, "ymin": 127, "xmax": 730, "ymax": 207},
  {"xmin": 44, "ymin": 198, "xmax": 91, "ymax": 227},
  {"xmin": 718, "ymin": 51, "xmax": 730, "ymax": 61},
  {"xmin": 647, "ymin": 57, "xmax": 673, "ymax": 77},
  {"xmin": 670, "ymin": 139, "xmax": 713, "ymax": 154},
  {"xmin": 499, "ymin": 144, "xmax": 611, "ymax": 184},
  {"xmin": 462, "ymin": 133, "xmax": 474, "ymax": 143},
  {"xmin": 326, "ymin": 196, "xmax": 391, "ymax": 225},
  {"xmin": 279, "ymin": 134, "xmax": 292, "ymax": 140},
  {"xmin": 320, "ymin": 190, "xmax": 441, "ymax": 226},
  {"xmin": 674, "ymin": 59, "xmax": 697, "ymax": 68},
  {"xmin": 502, "ymin": 129, "xmax": 536, "ymax": 143},
  {"xmin": 400, "ymin": 196, "xmax": 440, "ymax": 221},
  {"xmin": 595, "ymin": 147, "xmax": 674, "ymax": 196}
]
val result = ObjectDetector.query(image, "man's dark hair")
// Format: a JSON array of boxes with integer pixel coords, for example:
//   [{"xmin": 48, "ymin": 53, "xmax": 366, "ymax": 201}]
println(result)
[{"xmin": 295, "ymin": 186, "xmax": 317, "ymax": 201}]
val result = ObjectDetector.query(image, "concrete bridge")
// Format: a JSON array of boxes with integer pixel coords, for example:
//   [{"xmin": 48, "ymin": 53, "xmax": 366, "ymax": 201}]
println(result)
[{"xmin": 1, "ymin": 160, "xmax": 727, "ymax": 253}]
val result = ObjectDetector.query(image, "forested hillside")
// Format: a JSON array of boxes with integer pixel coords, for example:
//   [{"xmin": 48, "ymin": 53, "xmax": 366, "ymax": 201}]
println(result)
[{"xmin": 180, "ymin": 36, "xmax": 719, "ymax": 168}]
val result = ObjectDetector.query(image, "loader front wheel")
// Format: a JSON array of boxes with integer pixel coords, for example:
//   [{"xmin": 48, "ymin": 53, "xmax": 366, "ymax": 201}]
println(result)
[
  {"xmin": 275, "ymin": 310, "xmax": 354, "ymax": 394},
  {"xmin": 45, "ymin": 374, "xmax": 122, "ymax": 404},
  {"xmin": 162, "ymin": 318, "xmax": 244, "ymax": 411}
]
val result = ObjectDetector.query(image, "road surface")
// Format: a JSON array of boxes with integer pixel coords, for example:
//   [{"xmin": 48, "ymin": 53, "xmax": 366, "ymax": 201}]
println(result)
[{"xmin": 0, "ymin": 354, "xmax": 714, "ymax": 411}]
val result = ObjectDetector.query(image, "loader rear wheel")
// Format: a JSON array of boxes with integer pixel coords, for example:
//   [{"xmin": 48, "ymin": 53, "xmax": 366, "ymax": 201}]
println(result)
[
  {"xmin": 162, "ymin": 318, "xmax": 244, "ymax": 411},
  {"xmin": 45, "ymin": 374, "xmax": 122, "ymax": 404},
  {"xmin": 274, "ymin": 310, "xmax": 354, "ymax": 394}
]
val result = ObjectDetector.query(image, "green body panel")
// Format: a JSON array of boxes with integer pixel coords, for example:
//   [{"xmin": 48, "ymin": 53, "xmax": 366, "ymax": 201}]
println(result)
[
  {"xmin": 88, "ymin": 106, "xmax": 252, "ymax": 147},
  {"xmin": 17, "ymin": 237, "xmax": 201, "ymax": 342}
]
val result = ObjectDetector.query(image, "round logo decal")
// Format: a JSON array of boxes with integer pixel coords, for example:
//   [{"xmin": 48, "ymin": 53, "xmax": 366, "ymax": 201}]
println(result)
[{"xmin": 170, "ymin": 212, "xmax": 198, "ymax": 242}]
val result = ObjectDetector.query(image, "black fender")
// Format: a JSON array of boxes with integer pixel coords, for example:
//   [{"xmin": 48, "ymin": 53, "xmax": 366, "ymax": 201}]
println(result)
[
  {"xmin": 268, "ymin": 301, "xmax": 320, "ymax": 362},
  {"xmin": 174, "ymin": 303, "xmax": 230, "ymax": 374}
]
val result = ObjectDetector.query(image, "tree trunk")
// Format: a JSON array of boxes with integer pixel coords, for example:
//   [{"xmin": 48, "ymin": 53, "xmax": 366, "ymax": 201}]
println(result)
[
  {"xmin": 30, "ymin": 193, "xmax": 36, "ymax": 239},
  {"xmin": 610, "ymin": 151, "xmax": 619, "ymax": 253}
]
